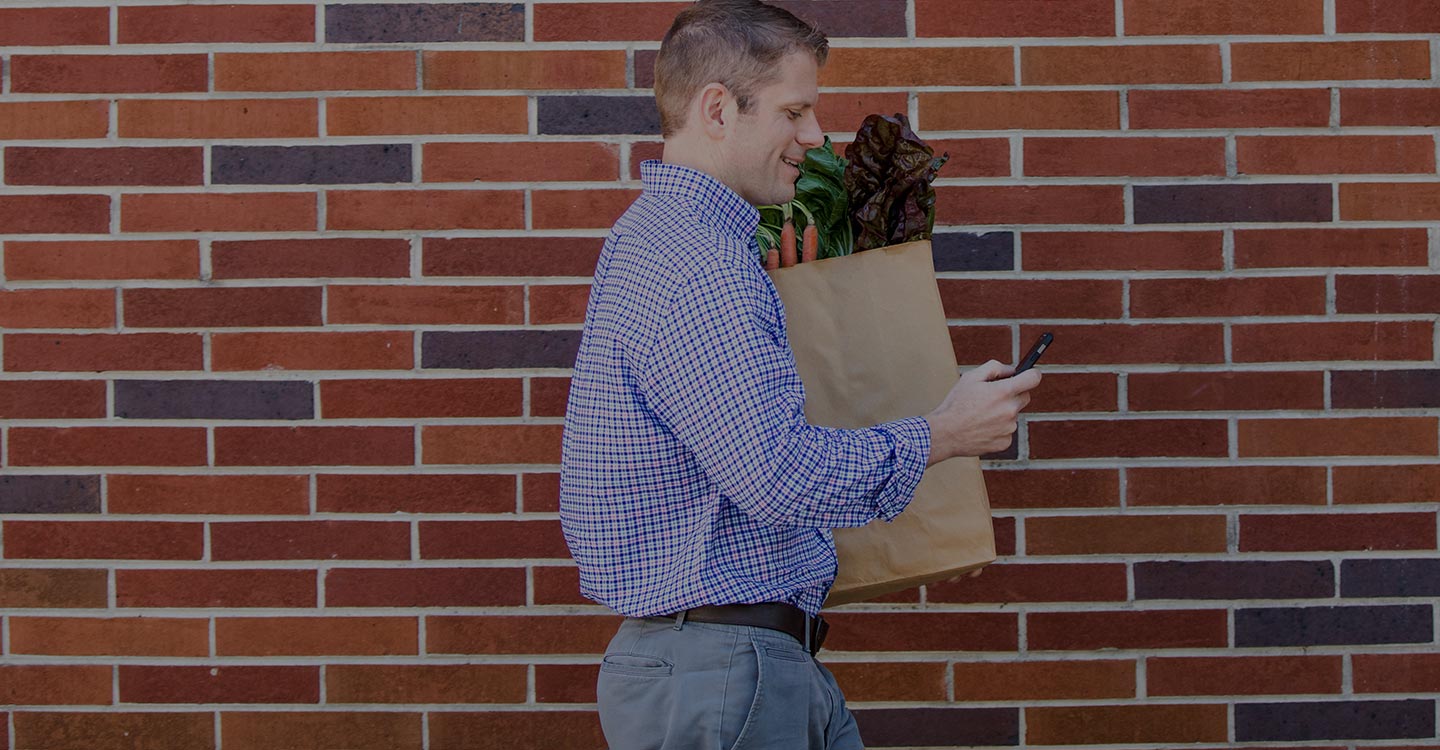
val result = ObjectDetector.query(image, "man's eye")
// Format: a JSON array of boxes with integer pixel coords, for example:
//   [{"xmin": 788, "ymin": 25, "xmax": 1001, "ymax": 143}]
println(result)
[{"xmin": 787, "ymin": 110, "xmax": 802, "ymax": 120}]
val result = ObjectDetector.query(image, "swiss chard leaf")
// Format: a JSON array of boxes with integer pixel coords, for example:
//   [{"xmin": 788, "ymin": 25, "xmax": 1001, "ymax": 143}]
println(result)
[{"xmin": 844, "ymin": 113, "xmax": 949, "ymax": 252}]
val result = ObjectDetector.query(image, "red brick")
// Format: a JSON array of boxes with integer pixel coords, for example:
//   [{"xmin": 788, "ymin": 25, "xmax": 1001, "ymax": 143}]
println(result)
[
  {"xmin": 1025, "ymin": 136, "xmax": 1224, "ymax": 177},
  {"xmin": 328, "ymin": 665, "xmax": 527, "ymax": 704},
  {"xmin": 993, "ymin": 516, "xmax": 1018, "ymax": 556},
  {"xmin": 828, "ymin": 662, "xmax": 948, "ymax": 702},
  {"xmin": 122, "ymin": 192, "xmax": 316, "ymax": 233},
  {"xmin": 1342, "ymin": 183, "xmax": 1440, "ymax": 221},
  {"xmin": 1233, "ymin": 322, "xmax": 1433, "ymax": 363},
  {"xmin": 810, "ymin": 92, "xmax": 906, "ymax": 136},
  {"xmin": 211, "ymin": 521, "xmax": 411, "ymax": 561},
  {"xmin": 821, "ymin": 47, "xmax": 1012, "ymax": 86},
  {"xmin": 1235, "ymin": 228, "xmax": 1430, "ymax": 268},
  {"xmin": 0, "ymin": 194, "xmax": 109, "ymax": 235},
  {"xmin": 928, "ymin": 563, "xmax": 1128, "ymax": 603},
  {"xmin": 317, "ymin": 474, "xmax": 516, "ymax": 514},
  {"xmin": 327, "ymin": 190, "xmax": 523, "ymax": 230},
  {"xmin": 1345, "ymin": 87, "xmax": 1440, "ymax": 127},
  {"xmin": 1029, "ymin": 610, "xmax": 1228, "ymax": 650},
  {"xmin": 1354, "ymin": 653, "xmax": 1440, "ymax": 693},
  {"xmin": 535, "ymin": 664, "xmax": 598, "ymax": 703},
  {"xmin": 216, "ymin": 52, "xmax": 415, "ymax": 92},
  {"xmin": 327, "ymin": 284, "xmax": 523, "ymax": 325},
  {"xmin": 1031, "ymin": 419, "xmax": 1228, "ymax": 459},
  {"xmin": 939, "ymin": 279, "xmax": 1122, "ymax": 319},
  {"xmin": 1028, "ymin": 515, "xmax": 1228, "ymax": 555},
  {"xmin": 420, "ymin": 520, "xmax": 569, "ymax": 559},
  {"xmin": 1130, "ymin": 89, "xmax": 1331, "ymax": 129},
  {"xmin": 1131, "ymin": 276, "xmax": 1326, "ymax": 317},
  {"xmin": 1241, "ymin": 135, "xmax": 1436, "ymax": 175},
  {"xmin": 119, "ymin": 4, "xmax": 315, "ymax": 43},
  {"xmin": 533, "ymin": 2, "xmax": 685, "ymax": 41},
  {"xmin": 984, "ymin": 468, "xmax": 1119, "ymax": 510},
  {"xmin": 425, "ymin": 50, "xmax": 624, "ymax": 89},
  {"xmin": 322, "ymin": 378, "xmax": 521, "ymax": 419},
  {"xmin": 1026, "ymin": 323, "xmax": 1224, "ymax": 365},
  {"xmin": 124, "ymin": 287, "xmax": 321, "ymax": 328},
  {"xmin": 424, "ymin": 142, "xmax": 620, "ymax": 183},
  {"xmin": 937, "ymin": 185, "xmax": 1124, "ymax": 225},
  {"xmin": 1026, "ymin": 371, "xmax": 1119, "ymax": 413},
  {"xmin": 212, "ymin": 238, "xmax": 409, "ymax": 280},
  {"xmin": 1130, "ymin": 465, "xmax": 1329, "ymax": 507},
  {"xmin": 1241, "ymin": 511, "xmax": 1437, "ymax": 552},
  {"xmin": 4, "ymin": 333, "xmax": 202, "ymax": 373},
  {"xmin": 1125, "ymin": 0, "xmax": 1323, "ymax": 34},
  {"xmin": 1023, "ymin": 231, "xmax": 1223, "ymax": 271},
  {"xmin": 949, "ymin": 325, "xmax": 1013, "ymax": 366},
  {"xmin": 8, "ymin": 427, "xmax": 206, "ymax": 467},
  {"xmin": 918, "ymin": 0, "xmax": 1114, "ymax": 36},
  {"xmin": 11, "ymin": 54, "xmax": 206, "ymax": 94},
  {"xmin": 821, "ymin": 613, "xmax": 1018, "ymax": 652},
  {"xmin": 429, "ymin": 712, "xmax": 602, "ymax": 750},
  {"xmin": 326, "ymin": 568, "xmax": 526, "ymax": 608},
  {"xmin": 0, "ymin": 7, "xmax": 109, "ymax": 45},
  {"xmin": 0, "ymin": 382, "xmax": 101, "ymax": 432},
  {"xmin": 530, "ymin": 285, "xmax": 590, "ymax": 325},
  {"xmin": 217, "ymin": 617, "xmax": 417, "ymax": 657},
  {"xmin": 1129, "ymin": 371, "xmax": 1326, "ymax": 411},
  {"xmin": 0, "ymin": 569, "xmax": 108, "ymax": 609},
  {"xmin": 533, "ymin": 565, "xmax": 587, "ymax": 605},
  {"xmin": 327, "ymin": 96, "xmax": 528, "ymax": 136},
  {"xmin": 0, "ymin": 289, "xmax": 114, "ymax": 329},
  {"xmin": 951, "ymin": 660, "xmax": 1135, "ymax": 701},
  {"xmin": 0, "ymin": 101, "xmax": 109, "ymax": 140},
  {"xmin": 424, "ymin": 615, "xmax": 612, "ymax": 655},
  {"xmin": 1338, "ymin": 0, "xmax": 1440, "ymax": 31},
  {"xmin": 1152, "ymin": 655, "xmax": 1343, "ymax": 696},
  {"xmin": 108, "ymin": 475, "xmax": 309, "ymax": 515},
  {"xmin": 423, "ymin": 425, "xmax": 564, "ymax": 466},
  {"xmin": 5, "ymin": 146, "xmax": 203, "ymax": 186},
  {"xmin": 1335, "ymin": 465, "xmax": 1440, "ymax": 505},
  {"xmin": 424, "ymin": 237, "xmax": 601, "ymax": 277},
  {"xmin": 211, "ymin": 331, "xmax": 412, "ymax": 371},
  {"xmin": 215, "ymin": 426, "xmax": 414, "ymax": 467},
  {"xmin": 1029, "ymin": 704, "xmax": 1228, "ymax": 745},
  {"xmin": 5, "ymin": 240, "xmax": 199, "ymax": 280},
  {"xmin": 120, "ymin": 666, "xmax": 319, "ymax": 704},
  {"xmin": 117, "ymin": 569, "xmax": 316, "ymax": 608},
  {"xmin": 119, "ymin": 99, "xmax": 318, "ymax": 139},
  {"xmin": 1234, "ymin": 41, "xmax": 1431, "ymax": 82},
  {"xmin": 0, "ymin": 665, "xmax": 111, "ymax": 706},
  {"xmin": 10, "ymin": 617, "xmax": 208, "ymax": 657},
  {"xmin": 523, "ymin": 473, "xmax": 561, "ymax": 513},
  {"xmin": 15, "ymin": 712, "xmax": 214, "ymax": 750},
  {"xmin": 1024, "ymin": 45, "xmax": 1220, "ymax": 85},
  {"xmin": 1241, "ymin": 417, "xmax": 1438, "ymax": 457},
  {"xmin": 222, "ymin": 712, "xmax": 421, "ymax": 750},
  {"xmin": 3, "ymin": 520, "xmax": 202, "ymax": 560},
  {"xmin": 921, "ymin": 91, "xmax": 1119, "ymax": 130},
  {"xmin": 928, "ymin": 138, "xmax": 1011, "ymax": 178},
  {"xmin": 532, "ymin": 189, "xmax": 640, "ymax": 230}
]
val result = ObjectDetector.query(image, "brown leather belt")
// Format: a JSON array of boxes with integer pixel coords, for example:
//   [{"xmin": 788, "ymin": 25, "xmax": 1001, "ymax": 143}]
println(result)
[{"xmin": 663, "ymin": 602, "xmax": 828, "ymax": 655}]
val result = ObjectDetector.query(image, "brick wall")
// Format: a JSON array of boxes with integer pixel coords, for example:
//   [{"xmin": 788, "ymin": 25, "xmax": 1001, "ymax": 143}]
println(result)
[{"xmin": 1, "ymin": 0, "xmax": 1438, "ymax": 748}]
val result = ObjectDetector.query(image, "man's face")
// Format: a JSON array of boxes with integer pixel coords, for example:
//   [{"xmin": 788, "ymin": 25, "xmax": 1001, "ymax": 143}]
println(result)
[{"xmin": 718, "ymin": 52, "xmax": 824, "ymax": 207}]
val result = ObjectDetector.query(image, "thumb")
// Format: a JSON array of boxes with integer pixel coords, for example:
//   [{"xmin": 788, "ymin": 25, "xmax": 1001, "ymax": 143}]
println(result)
[{"xmin": 966, "ymin": 359, "xmax": 1013, "ymax": 382}]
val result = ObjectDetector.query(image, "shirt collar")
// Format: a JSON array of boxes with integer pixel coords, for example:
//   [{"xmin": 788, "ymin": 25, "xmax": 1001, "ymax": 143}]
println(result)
[{"xmin": 640, "ymin": 159, "xmax": 761, "ymax": 245}]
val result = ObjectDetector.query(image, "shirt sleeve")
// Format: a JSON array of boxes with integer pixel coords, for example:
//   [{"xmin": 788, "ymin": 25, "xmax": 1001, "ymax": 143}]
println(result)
[{"xmin": 638, "ymin": 257, "xmax": 931, "ymax": 528}]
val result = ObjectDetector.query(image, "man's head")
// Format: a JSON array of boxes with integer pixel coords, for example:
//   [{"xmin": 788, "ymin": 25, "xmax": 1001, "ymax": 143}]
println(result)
[{"xmin": 655, "ymin": 0, "xmax": 828, "ymax": 206}]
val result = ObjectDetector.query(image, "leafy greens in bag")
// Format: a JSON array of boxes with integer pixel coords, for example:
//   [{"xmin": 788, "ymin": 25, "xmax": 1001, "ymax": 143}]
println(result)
[
  {"xmin": 755, "ymin": 136, "xmax": 853, "ymax": 262},
  {"xmin": 844, "ymin": 113, "xmax": 949, "ymax": 253}
]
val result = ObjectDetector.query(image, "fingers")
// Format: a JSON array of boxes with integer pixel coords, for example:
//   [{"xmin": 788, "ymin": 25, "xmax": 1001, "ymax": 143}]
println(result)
[
  {"xmin": 965, "ymin": 359, "xmax": 1012, "ymax": 382},
  {"xmin": 1005, "ymin": 367, "xmax": 1043, "ymax": 394}
]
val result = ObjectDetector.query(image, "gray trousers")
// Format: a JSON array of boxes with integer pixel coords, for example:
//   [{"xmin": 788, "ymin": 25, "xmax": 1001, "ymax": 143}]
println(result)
[{"xmin": 596, "ymin": 616, "xmax": 864, "ymax": 750}]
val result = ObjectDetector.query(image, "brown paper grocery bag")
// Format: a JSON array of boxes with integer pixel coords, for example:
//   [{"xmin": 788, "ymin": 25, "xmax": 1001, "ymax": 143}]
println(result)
[{"xmin": 767, "ymin": 240, "xmax": 996, "ymax": 607}]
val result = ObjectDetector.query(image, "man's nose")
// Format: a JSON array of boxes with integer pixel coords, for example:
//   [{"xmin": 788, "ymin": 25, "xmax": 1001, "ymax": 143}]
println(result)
[{"xmin": 797, "ymin": 110, "xmax": 824, "ymax": 149}]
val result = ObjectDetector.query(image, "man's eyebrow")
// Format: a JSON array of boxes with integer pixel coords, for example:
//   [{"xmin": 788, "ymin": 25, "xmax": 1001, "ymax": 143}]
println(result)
[{"xmin": 780, "ymin": 101, "xmax": 816, "ymax": 109}]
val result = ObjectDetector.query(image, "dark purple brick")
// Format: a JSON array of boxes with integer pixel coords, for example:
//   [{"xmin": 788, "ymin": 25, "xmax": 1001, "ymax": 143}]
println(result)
[
  {"xmin": 0, "ymin": 476, "xmax": 100, "ymax": 514},
  {"xmin": 324, "ymin": 3, "xmax": 523, "ymax": 43},
  {"xmin": 933, "ymin": 232, "xmax": 1015, "ymax": 272},
  {"xmin": 1332, "ymin": 369, "xmax": 1440, "ymax": 409},
  {"xmin": 856, "ymin": 708, "xmax": 1019, "ymax": 748},
  {"xmin": 1135, "ymin": 184, "xmax": 1332, "ymax": 224},
  {"xmin": 211, "ymin": 145, "xmax": 412, "ymax": 185},
  {"xmin": 1236, "ymin": 605, "xmax": 1433, "ymax": 647},
  {"xmin": 1136, "ymin": 560, "xmax": 1334, "ymax": 600},
  {"xmin": 6, "ymin": 147, "xmax": 203, "ymax": 187},
  {"xmin": 772, "ymin": 0, "xmax": 908, "ymax": 37},
  {"xmin": 115, "ymin": 380, "xmax": 314, "ymax": 420},
  {"xmin": 539, "ymin": 96, "xmax": 660, "ymax": 135},
  {"xmin": 1236, "ymin": 700, "xmax": 1435, "ymax": 742},
  {"xmin": 422, "ymin": 331, "xmax": 582, "ymax": 370},
  {"xmin": 1342, "ymin": 559, "xmax": 1440, "ymax": 598}
]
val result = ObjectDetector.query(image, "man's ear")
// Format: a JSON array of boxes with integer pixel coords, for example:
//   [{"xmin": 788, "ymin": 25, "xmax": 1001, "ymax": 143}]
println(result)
[{"xmin": 695, "ymin": 82, "xmax": 732, "ymax": 140}]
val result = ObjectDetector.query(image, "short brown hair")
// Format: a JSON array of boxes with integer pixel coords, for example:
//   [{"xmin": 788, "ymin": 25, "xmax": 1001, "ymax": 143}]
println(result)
[{"xmin": 654, "ymin": 0, "xmax": 828, "ymax": 138}]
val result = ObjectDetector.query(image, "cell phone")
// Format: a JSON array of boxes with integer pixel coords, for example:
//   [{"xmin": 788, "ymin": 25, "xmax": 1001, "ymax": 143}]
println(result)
[{"xmin": 1013, "ymin": 332, "xmax": 1053, "ymax": 375}]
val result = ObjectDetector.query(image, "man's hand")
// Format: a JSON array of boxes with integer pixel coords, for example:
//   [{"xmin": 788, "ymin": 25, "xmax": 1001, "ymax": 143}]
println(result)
[{"xmin": 923, "ymin": 360, "xmax": 1042, "ymax": 466}]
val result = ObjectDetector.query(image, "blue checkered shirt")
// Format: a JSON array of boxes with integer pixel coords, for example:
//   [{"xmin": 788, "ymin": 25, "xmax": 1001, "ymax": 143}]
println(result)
[{"xmin": 559, "ymin": 160, "xmax": 931, "ymax": 617}]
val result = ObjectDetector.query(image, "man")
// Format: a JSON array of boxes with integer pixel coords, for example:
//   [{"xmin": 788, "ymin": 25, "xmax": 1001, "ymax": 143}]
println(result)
[{"xmin": 559, "ymin": 1, "xmax": 1042, "ymax": 747}]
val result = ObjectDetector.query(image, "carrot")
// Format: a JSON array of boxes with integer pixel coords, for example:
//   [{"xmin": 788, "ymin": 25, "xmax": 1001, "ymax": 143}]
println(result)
[
  {"xmin": 801, "ymin": 224, "xmax": 818, "ymax": 263},
  {"xmin": 779, "ymin": 218, "xmax": 797, "ymax": 268},
  {"xmin": 765, "ymin": 247, "xmax": 780, "ymax": 270}
]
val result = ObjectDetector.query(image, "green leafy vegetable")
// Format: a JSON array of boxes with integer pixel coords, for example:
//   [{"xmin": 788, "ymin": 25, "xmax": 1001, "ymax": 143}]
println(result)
[
  {"xmin": 843, "ymin": 113, "xmax": 949, "ymax": 253},
  {"xmin": 755, "ymin": 137, "xmax": 853, "ymax": 263}
]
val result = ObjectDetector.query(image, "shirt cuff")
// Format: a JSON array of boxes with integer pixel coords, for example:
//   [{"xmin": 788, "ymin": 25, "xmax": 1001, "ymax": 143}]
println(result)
[{"xmin": 872, "ymin": 415, "xmax": 932, "ymax": 522}]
